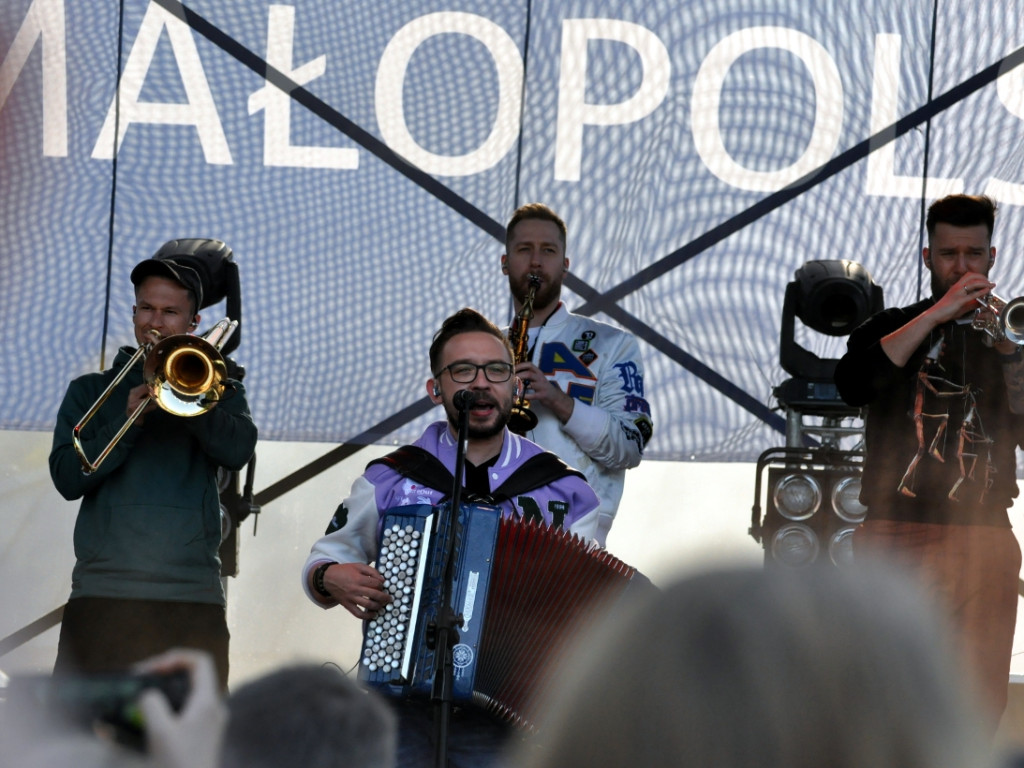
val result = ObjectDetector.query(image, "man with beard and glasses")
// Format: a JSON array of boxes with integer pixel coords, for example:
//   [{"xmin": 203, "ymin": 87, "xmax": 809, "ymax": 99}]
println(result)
[
  {"xmin": 835, "ymin": 194, "xmax": 1024, "ymax": 735},
  {"xmin": 501, "ymin": 203, "xmax": 653, "ymax": 547},
  {"xmin": 301, "ymin": 308, "xmax": 599, "ymax": 768}
]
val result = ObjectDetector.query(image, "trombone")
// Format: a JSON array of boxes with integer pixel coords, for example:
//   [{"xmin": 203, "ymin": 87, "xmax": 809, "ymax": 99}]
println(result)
[{"xmin": 72, "ymin": 318, "xmax": 238, "ymax": 474}]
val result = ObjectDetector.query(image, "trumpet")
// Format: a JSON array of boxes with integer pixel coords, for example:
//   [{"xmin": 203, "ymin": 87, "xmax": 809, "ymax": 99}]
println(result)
[
  {"xmin": 72, "ymin": 318, "xmax": 238, "ymax": 473},
  {"xmin": 971, "ymin": 293, "xmax": 1024, "ymax": 345},
  {"xmin": 506, "ymin": 274, "xmax": 541, "ymax": 435}
]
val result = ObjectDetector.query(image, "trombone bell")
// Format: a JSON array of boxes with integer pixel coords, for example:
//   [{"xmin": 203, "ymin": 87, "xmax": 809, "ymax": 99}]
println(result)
[{"xmin": 146, "ymin": 335, "xmax": 228, "ymax": 417}]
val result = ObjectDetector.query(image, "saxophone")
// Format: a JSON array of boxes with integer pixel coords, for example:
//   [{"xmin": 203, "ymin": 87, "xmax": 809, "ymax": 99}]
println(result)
[{"xmin": 506, "ymin": 274, "xmax": 541, "ymax": 435}]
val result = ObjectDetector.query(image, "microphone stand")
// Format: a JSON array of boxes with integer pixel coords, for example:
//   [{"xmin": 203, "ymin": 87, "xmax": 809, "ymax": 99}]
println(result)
[{"xmin": 431, "ymin": 395, "xmax": 471, "ymax": 768}]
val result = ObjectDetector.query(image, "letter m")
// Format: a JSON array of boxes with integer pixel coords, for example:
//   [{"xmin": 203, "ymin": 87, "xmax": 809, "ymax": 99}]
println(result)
[{"xmin": 0, "ymin": 0, "xmax": 67, "ymax": 156}]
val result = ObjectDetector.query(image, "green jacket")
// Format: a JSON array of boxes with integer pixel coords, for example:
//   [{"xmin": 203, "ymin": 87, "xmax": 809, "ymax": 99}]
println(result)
[{"xmin": 50, "ymin": 346, "xmax": 258, "ymax": 605}]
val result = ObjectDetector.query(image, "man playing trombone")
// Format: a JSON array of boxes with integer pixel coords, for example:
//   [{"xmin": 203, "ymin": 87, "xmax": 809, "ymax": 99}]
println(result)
[
  {"xmin": 835, "ymin": 194, "xmax": 1024, "ymax": 734},
  {"xmin": 48, "ymin": 243, "xmax": 258, "ymax": 689}
]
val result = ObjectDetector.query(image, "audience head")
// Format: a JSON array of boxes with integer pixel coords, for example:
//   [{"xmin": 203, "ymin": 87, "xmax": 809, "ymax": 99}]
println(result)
[
  {"xmin": 221, "ymin": 663, "xmax": 396, "ymax": 768},
  {"xmin": 511, "ymin": 562, "xmax": 997, "ymax": 768}
]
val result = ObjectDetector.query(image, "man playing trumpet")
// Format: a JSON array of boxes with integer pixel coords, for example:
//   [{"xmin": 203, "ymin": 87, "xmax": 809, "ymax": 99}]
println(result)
[
  {"xmin": 835, "ymin": 194, "xmax": 1024, "ymax": 733},
  {"xmin": 48, "ymin": 242, "xmax": 257, "ymax": 689}
]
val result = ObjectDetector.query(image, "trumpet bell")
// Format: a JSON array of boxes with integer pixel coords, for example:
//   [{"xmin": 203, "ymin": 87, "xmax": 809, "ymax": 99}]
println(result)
[
  {"xmin": 973, "ymin": 293, "xmax": 1024, "ymax": 346},
  {"xmin": 1002, "ymin": 297, "xmax": 1024, "ymax": 345}
]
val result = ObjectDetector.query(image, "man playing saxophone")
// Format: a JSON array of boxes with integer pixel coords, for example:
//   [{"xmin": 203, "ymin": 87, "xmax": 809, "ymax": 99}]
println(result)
[
  {"xmin": 48, "ymin": 240, "xmax": 257, "ymax": 689},
  {"xmin": 501, "ymin": 203, "xmax": 653, "ymax": 546}
]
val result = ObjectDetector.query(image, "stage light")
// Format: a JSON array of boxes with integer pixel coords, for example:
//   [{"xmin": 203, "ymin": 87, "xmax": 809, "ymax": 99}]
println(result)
[
  {"xmin": 772, "ymin": 473, "xmax": 821, "ymax": 521},
  {"xmin": 770, "ymin": 523, "xmax": 820, "ymax": 568},
  {"xmin": 831, "ymin": 475, "xmax": 867, "ymax": 523},
  {"xmin": 217, "ymin": 459, "xmax": 260, "ymax": 578},
  {"xmin": 752, "ymin": 453, "xmax": 866, "ymax": 569},
  {"xmin": 219, "ymin": 500, "xmax": 234, "ymax": 544},
  {"xmin": 752, "ymin": 259, "xmax": 881, "ymax": 568},
  {"xmin": 828, "ymin": 526, "xmax": 857, "ymax": 567},
  {"xmin": 780, "ymin": 259, "xmax": 884, "ymax": 378},
  {"xmin": 776, "ymin": 259, "xmax": 884, "ymax": 412}
]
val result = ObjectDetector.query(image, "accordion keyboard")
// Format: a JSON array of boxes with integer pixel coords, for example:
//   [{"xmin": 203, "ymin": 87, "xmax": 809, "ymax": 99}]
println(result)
[
  {"xmin": 357, "ymin": 502, "xmax": 640, "ymax": 729},
  {"xmin": 361, "ymin": 517, "xmax": 432, "ymax": 679},
  {"xmin": 358, "ymin": 502, "xmax": 501, "ymax": 699}
]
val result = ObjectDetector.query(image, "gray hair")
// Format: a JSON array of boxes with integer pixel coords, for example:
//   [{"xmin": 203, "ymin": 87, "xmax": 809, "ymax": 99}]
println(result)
[
  {"xmin": 511, "ymin": 562, "xmax": 996, "ymax": 768},
  {"xmin": 221, "ymin": 663, "xmax": 396, "ymax": 768}
]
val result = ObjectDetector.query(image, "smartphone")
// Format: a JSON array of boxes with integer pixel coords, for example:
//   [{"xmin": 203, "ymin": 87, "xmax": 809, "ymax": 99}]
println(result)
[{"xmin": 6, "ymin": 669, "xmax": 189, "ymax": 749}]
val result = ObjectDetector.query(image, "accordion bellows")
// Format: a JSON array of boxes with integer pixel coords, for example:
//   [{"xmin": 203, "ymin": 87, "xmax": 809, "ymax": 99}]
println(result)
[{"xmin": 359, "ymin": 503, "xmax": 639, "ymax": 730}]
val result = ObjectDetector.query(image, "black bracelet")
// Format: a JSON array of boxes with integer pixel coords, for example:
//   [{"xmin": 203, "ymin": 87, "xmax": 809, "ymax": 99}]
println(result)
[
  {"xmin": 312, "ymin": 561, "xmax": 336, "ymax": 598},
  {"xmin": 998, "ymin": 347, "xmax": 1024, "ymax": 362}
]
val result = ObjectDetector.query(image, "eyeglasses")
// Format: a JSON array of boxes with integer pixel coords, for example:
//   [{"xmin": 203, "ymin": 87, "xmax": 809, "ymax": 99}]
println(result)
[{"xmin": 435, "ymin": 361, "xmax": 514, "ymax": 383}]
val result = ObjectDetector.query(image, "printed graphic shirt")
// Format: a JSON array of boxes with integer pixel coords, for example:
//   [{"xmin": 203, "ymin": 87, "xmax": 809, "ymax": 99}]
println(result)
[{"xmin": 519, "ymin": 304, "xmax": 653, "ymax": 545}]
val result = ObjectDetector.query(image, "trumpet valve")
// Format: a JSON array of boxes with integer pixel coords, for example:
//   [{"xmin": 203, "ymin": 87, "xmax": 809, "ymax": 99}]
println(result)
[{"xmin": 972, "ymin": 292, "xmax": 1024, "ymax": 346}]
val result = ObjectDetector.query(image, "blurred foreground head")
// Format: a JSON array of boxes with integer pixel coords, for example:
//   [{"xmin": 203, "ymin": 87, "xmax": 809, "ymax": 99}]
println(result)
[
  {"xmin": 221, "ymin": 663, "xmax": 396, "ymax": 768},
  {"xmin": 512, "ymin": 562, "xmax": 997, "ymax": 768}
]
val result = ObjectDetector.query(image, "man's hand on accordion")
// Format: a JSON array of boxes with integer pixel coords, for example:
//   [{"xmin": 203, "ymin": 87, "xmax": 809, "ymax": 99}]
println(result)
[{"xmin": 325, "ymin": 563, "xmax": 393, "ymax": 619}]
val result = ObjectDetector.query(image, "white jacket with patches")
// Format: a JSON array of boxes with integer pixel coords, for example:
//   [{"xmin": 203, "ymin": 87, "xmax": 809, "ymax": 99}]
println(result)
[{"xmin": 521, "ymin": 304, "xmax": 652, "ymax": 545}]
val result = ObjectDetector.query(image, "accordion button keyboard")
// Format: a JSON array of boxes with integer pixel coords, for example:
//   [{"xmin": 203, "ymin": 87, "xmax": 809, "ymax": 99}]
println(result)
[{"xmin": 362, "ymin": 524, "xmax": 421, "ymax": 675}]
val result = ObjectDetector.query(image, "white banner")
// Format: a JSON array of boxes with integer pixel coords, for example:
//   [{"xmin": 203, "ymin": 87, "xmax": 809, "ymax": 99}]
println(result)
[{"xmin": 3, "ymin": 0, "xmax": 1024, "ymax": 462}]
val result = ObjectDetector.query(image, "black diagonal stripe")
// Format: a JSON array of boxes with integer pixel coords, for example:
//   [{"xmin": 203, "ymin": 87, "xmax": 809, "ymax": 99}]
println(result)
[
  {"xmin": 253, "ymin": 396, "xmax": 436, "ymax": 506},
  {"xmin": 572, "ymin": 43, "xmax": 1024, "ymax": 317},
  {"xmin": 145, "ymin": 4, "xmax": 1021, "ymax": 484},
  {"xmin": 150, "ymin": 0, "xmax": 505, "ymax": 240},
  {"xmin": 145, "ymin": 1, "xmax": 787, "ymax": 453}
]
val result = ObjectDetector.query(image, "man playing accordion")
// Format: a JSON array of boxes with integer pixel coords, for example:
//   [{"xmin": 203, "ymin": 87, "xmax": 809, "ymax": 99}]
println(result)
[{"xmin": 302, "ymin": 307, "xmax": 600, "ymax": 768}]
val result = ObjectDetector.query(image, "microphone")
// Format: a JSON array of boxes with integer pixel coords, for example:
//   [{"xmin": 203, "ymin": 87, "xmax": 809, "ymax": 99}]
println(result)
[{"xmin": 453, "ymin": 390, "xmax": 478, "ymax": 410}]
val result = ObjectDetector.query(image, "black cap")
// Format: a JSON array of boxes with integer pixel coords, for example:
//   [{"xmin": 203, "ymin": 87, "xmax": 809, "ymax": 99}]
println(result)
[
  {"xmin": 130, "ymin": 258, "xmax": 204, "ymax": 310},
  {"xmin": 148, "ymin": 239, "xmax": 233, "ymax": 310}
]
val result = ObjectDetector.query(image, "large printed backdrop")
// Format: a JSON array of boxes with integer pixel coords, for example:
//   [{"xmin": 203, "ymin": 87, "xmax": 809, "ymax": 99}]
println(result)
[{"xmin": 3, "ymin": 0, "xmax": 1024, "ymax": 462}]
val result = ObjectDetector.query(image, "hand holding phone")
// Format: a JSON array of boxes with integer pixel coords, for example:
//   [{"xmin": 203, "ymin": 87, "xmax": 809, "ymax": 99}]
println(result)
[{"xmin": 135, "ymin": 648, "xmax": 226, "ymax": 768}]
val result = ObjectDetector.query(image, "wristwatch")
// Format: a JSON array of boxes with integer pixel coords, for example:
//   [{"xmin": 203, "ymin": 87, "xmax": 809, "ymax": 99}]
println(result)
[
  {"xmin": 998, "ymin": 346, "xmax": 1024, "ymax": 363},
  {"xmin": 312, "ymin": 561, "xmax": 336, "ymax": 598}
]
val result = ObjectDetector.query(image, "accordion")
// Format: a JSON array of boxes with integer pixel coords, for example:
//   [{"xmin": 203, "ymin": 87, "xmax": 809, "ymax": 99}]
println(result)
[{"xmin": 358, "ymin": 502, "xmax": 640, "ymax": 728}]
